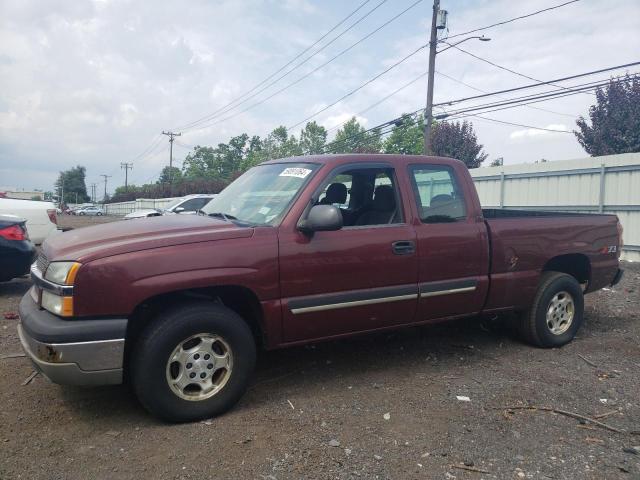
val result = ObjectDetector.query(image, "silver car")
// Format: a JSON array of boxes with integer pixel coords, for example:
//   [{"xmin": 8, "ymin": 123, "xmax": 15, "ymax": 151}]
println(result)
[{"xmin": 124, "ymin": 194, "xmax": 216, "ymax": 219}]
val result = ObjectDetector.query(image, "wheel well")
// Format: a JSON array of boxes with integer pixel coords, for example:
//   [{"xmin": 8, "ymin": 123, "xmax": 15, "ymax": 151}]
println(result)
[
  {"xmin": 542, "ymin": 254, "xmax": 591, "ymax": 285},
  {"xmin": 124, "ymin": 286, "xmax": 265, "ymax": 371}
]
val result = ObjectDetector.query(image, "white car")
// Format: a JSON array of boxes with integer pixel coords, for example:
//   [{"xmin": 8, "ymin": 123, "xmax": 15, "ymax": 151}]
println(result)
[
  {"xmin": 124, "ymin": 194, "xmax": 216, "ymax": 219},
  {"xmin": 0, "ymin": 198, "xmax": 59, "ymax": 244},
  {"xmin": 77, "ymin": 206, "xmax": 104, "ymax": 216}
]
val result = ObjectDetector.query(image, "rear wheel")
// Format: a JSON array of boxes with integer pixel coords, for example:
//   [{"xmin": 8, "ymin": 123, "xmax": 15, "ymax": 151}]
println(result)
[
  {"xmin": 131, "ymin": 302, "xmax": 256, "ymax": 422},
  {"xmin": 517, "ymin": 271, "xmax": 584, "ymax": 348}
]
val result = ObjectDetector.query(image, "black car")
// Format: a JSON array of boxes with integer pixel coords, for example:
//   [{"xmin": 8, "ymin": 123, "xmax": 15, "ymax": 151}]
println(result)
[{"xmin": 0, "ymin": 215, "xmax": 36, "ymax": 282}]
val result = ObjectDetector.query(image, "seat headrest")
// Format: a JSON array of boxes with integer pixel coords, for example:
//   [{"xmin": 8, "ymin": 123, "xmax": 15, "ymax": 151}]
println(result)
[
  {"xmin": 430, "ymin": 194, "xmax": 453, "ymax": 207},
  {"xmin": 373, "ymin": 185, "xmax": 395, "ymax": 211},
  {"xmin": 324, "ymin": 183, "xmax": 347, "ymax": 204}
]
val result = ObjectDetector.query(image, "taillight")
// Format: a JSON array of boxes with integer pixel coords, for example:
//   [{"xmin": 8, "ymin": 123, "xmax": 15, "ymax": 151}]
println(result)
[
  {"xmin": 0, "ymin": 225, "xmax": 26, "ymax": 241},
  {"xmin": 47, "ymin": 209, "xmax": 57, "ymax": 225}
]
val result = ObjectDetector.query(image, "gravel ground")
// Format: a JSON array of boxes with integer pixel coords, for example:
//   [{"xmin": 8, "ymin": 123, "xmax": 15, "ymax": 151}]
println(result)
[{"xmin": 1, "ymin": 217, "xmax": 638, "ymax": 479}]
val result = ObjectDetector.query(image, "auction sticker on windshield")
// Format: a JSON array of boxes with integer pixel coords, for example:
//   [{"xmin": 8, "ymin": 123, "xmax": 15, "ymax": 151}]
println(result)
[{"xmin": 279, "ymin": 167, "xmax": 312, "ymax": 178}]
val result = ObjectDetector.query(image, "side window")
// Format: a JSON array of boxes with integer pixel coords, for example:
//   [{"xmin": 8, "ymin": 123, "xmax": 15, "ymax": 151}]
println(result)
[
  {"xmin": 409, "ymin": 165, "xmax": 467, "ymax": 223},
  {"xmin": 316, "ymin": 167, "xmax": 403, "ymax": 227},
  {"xmin": 317, "ymin": 174, "xmax": 351, "ymax": 209},
  {"xmin": 179, "ymin": 198, "xmax": 208, "ymax": 211}
]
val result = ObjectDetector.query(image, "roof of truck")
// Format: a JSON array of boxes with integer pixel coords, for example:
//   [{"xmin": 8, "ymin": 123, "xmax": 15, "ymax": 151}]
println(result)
[{"xmin": 261, "ymin": 154, "xmax": 463, "ymax": 168}]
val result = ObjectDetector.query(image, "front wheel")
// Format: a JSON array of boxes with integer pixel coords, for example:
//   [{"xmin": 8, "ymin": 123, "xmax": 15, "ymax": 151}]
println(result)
[
  {"xmin": 130, "ymin": 302, "xmax": 256, "ymax": 422},
  {"xmin": 517, "ymin": 271, "xmax": 584, "ymax": 348}
]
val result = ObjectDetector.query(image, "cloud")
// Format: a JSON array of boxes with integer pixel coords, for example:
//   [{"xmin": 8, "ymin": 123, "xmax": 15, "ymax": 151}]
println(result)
[
  {"xmin": 510, "ymin": 124, "xmax": 569, "ymax": 139},
  {"xmin": 0, "ymin": 0, "xmax": 639, "ymax": 191}
]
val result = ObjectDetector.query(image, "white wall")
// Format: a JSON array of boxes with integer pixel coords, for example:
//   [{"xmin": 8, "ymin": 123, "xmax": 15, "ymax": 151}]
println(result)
[
  {"xmin": 471, "ymin": 152, "xmax": 640, "ymax": 262},
  {"xmin": 103, "ymin": 197, "xmax": 180, "ymax": 216}
]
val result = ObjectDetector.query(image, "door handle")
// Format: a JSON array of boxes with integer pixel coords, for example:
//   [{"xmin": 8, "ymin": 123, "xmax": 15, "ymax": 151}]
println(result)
[{"xmin": 392, "ymin": 240, "xmax": 415, "ymax": 255}]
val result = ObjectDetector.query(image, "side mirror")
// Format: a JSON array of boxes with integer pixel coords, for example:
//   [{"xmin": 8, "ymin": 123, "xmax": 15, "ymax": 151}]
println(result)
[
  {"xmin": 174, "ymin": 207, "xmax": 185, "ymax": 213},
  {"xmin": 299, "ymin": 205, "xmax": 343, "ymax": 233}
]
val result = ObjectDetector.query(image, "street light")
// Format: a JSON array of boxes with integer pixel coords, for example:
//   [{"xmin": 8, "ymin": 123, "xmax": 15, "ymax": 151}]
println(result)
[
  {"xmin": 423, "ymin": 18, "xmax": 492, "ymax": 154},
  {"xmin": 436, "ymin": 36, "xmax": 491, "ymax": 54}
]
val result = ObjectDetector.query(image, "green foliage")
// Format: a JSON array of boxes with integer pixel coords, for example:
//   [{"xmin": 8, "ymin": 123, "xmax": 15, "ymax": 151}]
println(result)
[
  {"xmin": 111, "ymin": 117, "xmax": 489, "ymax": 199},
  {"xmin": 299, "ymin": 121, "xmax": 328, "ymax": 154},
  {"xmin": 575, "ymin": 74, "xmax": 640, "ymax": 156},
  {"xmin": 328, "ymin": 117, "xmax": 382, "ymax": 153},
  {"xmin": 30, "ymin": 195, "xmax": 43, "ymax": 201},
  {"xmin": 54, "ymin": 165, "xmax": 90, "ymax": 204},
  {"xmin": 158, "ymin": 166, "xmax": 182, "ymax": 185},
  {"xmin": 490, "ymin": 157, "xmax": 504, "ymax": 167},
  {"xmin": 430, "ymin": 120, "xmax": 488, "ymax": 168},
  {"xmin": 382, "ymin": 114, "xmax": 424, "ymax": 155}
]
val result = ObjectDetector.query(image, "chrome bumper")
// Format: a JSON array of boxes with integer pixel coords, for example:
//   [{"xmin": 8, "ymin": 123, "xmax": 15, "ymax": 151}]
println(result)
[{"xmin": 18, "ymin": 323, "xmax": 124, "ymax": 385}]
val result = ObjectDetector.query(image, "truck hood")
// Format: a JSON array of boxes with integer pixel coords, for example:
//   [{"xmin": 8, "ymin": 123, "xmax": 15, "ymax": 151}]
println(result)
[{"xmin": 43, "ymin": 214, "xmax": 253, "ymax": 263}]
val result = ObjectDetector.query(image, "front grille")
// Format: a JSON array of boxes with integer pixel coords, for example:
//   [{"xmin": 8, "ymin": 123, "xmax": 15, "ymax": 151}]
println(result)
[{"xmin": 36, "ymin": 253, "xmax": 49, "ymax": 274}]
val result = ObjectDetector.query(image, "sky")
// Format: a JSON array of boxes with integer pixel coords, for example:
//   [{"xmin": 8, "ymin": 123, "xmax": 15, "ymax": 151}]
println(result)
[{"xmin": 1, "ymin": 0, "xmax": 639, "ymax": 194}]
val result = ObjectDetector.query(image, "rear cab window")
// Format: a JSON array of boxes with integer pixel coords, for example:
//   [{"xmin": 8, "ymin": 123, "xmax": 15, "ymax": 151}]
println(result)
[{"xmin": 408, "ymin": 165, "xmax": 467, "ymax": 223}]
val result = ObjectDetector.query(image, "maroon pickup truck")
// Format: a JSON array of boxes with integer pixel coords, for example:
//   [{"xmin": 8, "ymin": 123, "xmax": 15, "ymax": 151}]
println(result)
[{"xmin": 18, "ymin": 154, "xmax": 623, "ymax": 421}]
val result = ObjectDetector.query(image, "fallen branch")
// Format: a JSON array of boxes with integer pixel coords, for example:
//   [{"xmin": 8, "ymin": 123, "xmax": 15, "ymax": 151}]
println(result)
[
  {"xmin": 22, "ymin": 371, "xmax": 38, "ymax": 386},
  {"xmin": 451, "ymin": 464, "xmax": 491, "ymax": 474},
  {"xmin": 577, "ymin": 354, "xmax": 599, "ymax": 368},
  {"xmin": 500, "ymin": 405, "xmax": 623, "ymax": 434},
  {"xmin": 594, "ymin": 410, "xmax": 619, "ymax": 420}
]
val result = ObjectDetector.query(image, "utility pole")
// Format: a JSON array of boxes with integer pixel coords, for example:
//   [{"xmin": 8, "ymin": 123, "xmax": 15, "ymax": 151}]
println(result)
[
  {"xmin": 423, "ymin": 0, "xmax": 440, "ymax": 155},
  {"xmin": 90, "ymin": 183, "xmax": 97, "ymax": 203},
  {"xmin": 100, "ymin": 174, "xmax": 112, "ymax": 203},
  {"xmin": 120, "ymin": 162, "xmax": 133, "ymax": 191},
  {"xmin": 162, "ymin": 131, "xmax": 181, "ymax": 194}
]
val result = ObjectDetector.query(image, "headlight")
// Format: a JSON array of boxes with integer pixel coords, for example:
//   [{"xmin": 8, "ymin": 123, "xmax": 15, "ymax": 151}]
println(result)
[
  {"xmin": 44, "ymin": 262, "xmax": 81, "ymax": 285},
  {"xmin": 42, "ymin": 291, "xmax": 74, "ymax": 316}
]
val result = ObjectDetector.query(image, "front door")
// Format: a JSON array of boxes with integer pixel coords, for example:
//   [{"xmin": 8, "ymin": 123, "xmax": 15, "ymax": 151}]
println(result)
[{"xmin": 278, "ymin": 163, "xmax": 418, "ymax": 343}]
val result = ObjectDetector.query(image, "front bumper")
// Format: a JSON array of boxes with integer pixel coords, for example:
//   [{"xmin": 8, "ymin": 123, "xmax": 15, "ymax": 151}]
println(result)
[{"xmin": 18, "ymin": 293, "xmax": 127, "ymax": 386}]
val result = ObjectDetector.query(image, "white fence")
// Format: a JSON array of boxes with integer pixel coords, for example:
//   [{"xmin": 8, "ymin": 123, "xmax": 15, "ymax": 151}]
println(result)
[
  {"xmin": 470, "ymin": 152, "xmax": 640, "ymax": 262},
  {"xmin": 103, "ymin": 197, "xmax": 179, "ymax": 216}
]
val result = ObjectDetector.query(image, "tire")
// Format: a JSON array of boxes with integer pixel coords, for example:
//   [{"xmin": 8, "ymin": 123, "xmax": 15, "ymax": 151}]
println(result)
[
  {"xmin": 97, "ymin": 212, "xmax": 103, "ymax": 216},
  {"xmin": 130, "ymin": 302, "xmax": 256, "ymax": 422},
  {"xmin": 517, "ymin": 271, "xmax": 584, "ymax": 348}
]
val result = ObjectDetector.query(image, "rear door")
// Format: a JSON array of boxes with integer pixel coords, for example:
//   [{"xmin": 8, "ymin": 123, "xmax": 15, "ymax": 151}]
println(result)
[
  {"xmin": 407, "ymin": 163, "xmax": 490, "ymax": 321},
  {"xmin": 278, "ymin": 162, "xmax": 419, "ymax": 343}
]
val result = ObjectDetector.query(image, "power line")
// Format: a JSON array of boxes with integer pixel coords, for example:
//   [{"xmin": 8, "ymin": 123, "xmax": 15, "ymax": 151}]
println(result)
[
  {"xmin": 469, "ymin": 114, "xmax": 572, "ymax": 133},
  {"xmin": 439, "ymin": 75, "xmax": 637, "ymax": 117},
  {"xmin": 321, "ymin": 71, "xmax": 638, "ymax": 152},
  {"xmin": 173, "ymin": 0, "xmax": 385, "ymax": 132},
  {"xmin": 180, "ymin": 0, "xmax": 424, "ymax": 134},
  {"xmin": 325, "ymin": 70, "xmax": 428, "ymax": 134},
  {"xmin": 287, "ymin": 42, "xmax": 428, "ymax": 131},
  {"xmin": 445, "ymin": 43, "xmax": 594, "ymax": 96},
  {"xmin": 435, "ymin": 70, "xmax": 576, "ymax": 118},
  {"xmin": 433, "ymin": 61, "xmax": 640, "ymax": 107},
  {"xmin": 444, "ymin": 0, "xmax": 581, "ymax": 40}
]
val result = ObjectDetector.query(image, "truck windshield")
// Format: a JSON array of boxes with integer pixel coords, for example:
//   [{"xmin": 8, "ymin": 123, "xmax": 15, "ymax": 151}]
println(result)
[{"xmin": 201, "ymin": 163, "xmax": 318, "ymax": 225}]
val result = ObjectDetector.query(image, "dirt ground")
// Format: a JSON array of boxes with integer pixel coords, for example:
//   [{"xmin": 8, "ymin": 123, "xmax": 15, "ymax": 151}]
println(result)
[{"xmin": 1, "ymin": 216, "xmax": 639, "ymax": 479}]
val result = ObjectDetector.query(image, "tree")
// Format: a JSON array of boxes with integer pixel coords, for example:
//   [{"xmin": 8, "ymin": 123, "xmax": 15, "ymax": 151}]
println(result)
[
  {"xmin": 54, "ymin": 165, "xmax": 90, "ymax": 204},
  {"xmin": 430, "ymin": 120, "xmax": 488, "ymax": 168},
  {"xmin": 382, "ymin": 114, "xmax": 423, "ymax": 155},
  {"xmin": 574, "ymin": 74, "xmax": 640, "ymax": 156},
  {"xmin": 158, "ymin": 166, "xmax": 182, "ymax": 185},
  {"xmin": 490, "ymin": 157, "xmax": 504, "ymax": 167},
  {"xmin": 299, "ymin": 121, "xmax": 327, "ymax": 154},
  {"xmin": 330, "ymin": 117, "xmax": 382, "ymax": 153}
]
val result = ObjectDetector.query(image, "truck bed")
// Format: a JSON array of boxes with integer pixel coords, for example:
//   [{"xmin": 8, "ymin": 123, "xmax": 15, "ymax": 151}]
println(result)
[
  {"xmin": 482, "ymin": 208, "xmax": 595, "ymax": 218},
  {"xmin": 482, "ymin": 209, "xmax": 620, "ymax": 312}
]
